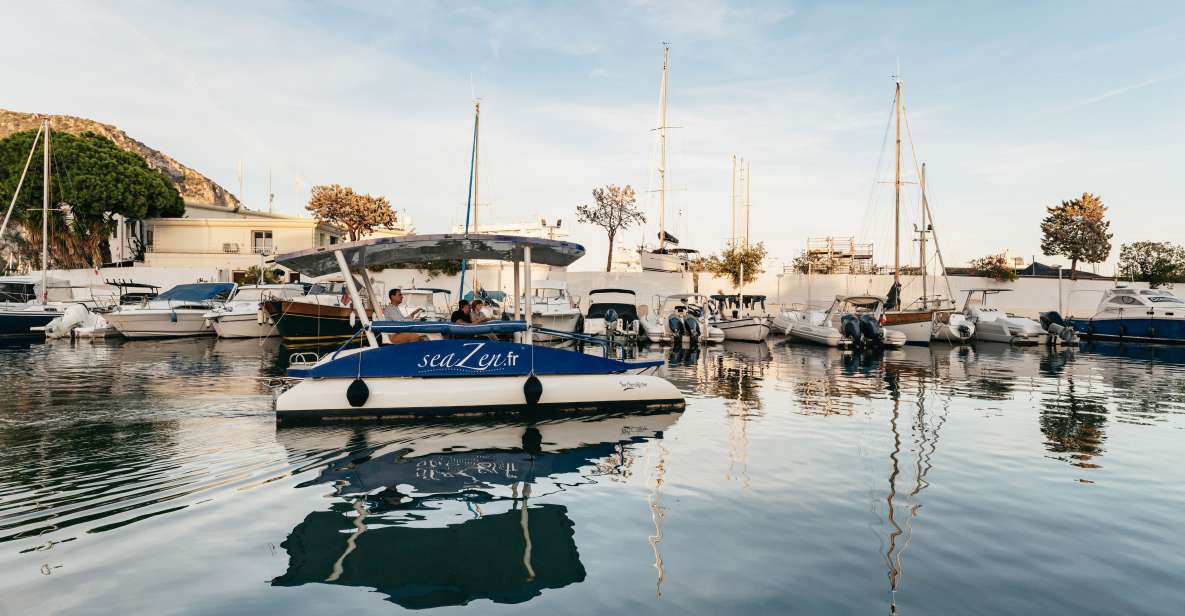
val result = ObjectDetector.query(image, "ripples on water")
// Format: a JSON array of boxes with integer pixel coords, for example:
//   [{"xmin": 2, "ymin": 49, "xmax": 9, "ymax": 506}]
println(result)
[{"xmin": 2, "ymin": 337, "xmax": 1184, "ymax": 614}]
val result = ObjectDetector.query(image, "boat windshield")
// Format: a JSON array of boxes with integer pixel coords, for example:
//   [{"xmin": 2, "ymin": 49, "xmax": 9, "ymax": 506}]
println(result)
[
  {"xmin": 232, "ymin": 287, "xmax": 303, "ymax": 302},
  {"xmin": 533, "ymin": 288, "xmax": 565, "ymax": 299},
  {"xmin": 1148, "ymin": 296, "xmax": 1184, "ymax": 304},
  {"xmin": 158, "ymin": 283, "xmax": 236, "ymax": 302}
]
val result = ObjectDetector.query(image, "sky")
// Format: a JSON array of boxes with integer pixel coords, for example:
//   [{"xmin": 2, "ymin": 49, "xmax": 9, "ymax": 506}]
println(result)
[{"xmin": 3, "ymin": 1, "xmax": 1183, "ymax": 272}]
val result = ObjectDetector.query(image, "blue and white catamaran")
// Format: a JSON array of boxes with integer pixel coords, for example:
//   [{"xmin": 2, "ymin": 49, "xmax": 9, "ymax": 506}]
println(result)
[{"xmin": 271, "ymin": 234, "xmax": 685, "ymax": 421}]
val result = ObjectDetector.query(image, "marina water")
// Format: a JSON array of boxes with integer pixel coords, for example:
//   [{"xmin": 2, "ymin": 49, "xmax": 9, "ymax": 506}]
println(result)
[{"xmin": 2, "ymin": 337, "xmax": 1184, "ymax": 614}]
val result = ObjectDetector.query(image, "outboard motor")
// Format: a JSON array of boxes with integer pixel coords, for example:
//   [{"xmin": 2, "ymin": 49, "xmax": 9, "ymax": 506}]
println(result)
[
  {"xmin": 858, "ymin": 314, "xmax": 884, "ymax": 345},
  {"xmin": 840, "ymin": 314, "xmax": 863, "ymax": 347},
  {"xmin": 668, "ymin": 310, "xmax": 686, "ymax": 345},
  {"xmin": 1039, "ymin": 311, "xmax": 1079, "ymax": 345},
  {"xmin": 683, "ymin": 315, "xmax": 701, "ymax": 345},
  {"xmin": 605, "ymin": 308, "xmax": 619, "ymax": 335}
]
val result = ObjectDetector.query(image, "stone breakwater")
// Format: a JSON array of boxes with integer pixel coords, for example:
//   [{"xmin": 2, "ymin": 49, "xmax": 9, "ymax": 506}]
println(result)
[{"xmin": 0, "ymin": 108, "xmax": 239, "ymax": 210}]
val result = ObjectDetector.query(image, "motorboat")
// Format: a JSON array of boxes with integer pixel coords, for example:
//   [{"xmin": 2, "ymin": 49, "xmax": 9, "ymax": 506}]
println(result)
[
  {"xmin": 0, "ymin": 275, "xmax": 67, "ymax": 336},
  {"xmin": 399, "ymin": 288, "xmax": 452, "ymax": 321},
  {"xmin": 931, "ymin": 310, "xmax": 976, "ymax": 344},
  {"xmin": 710, "ymin": 294, "xmax": 771, "ymax": 342},
  {"xmin": 271, "ymin": 234, "xmax": 685, "ymax": 421},
  {"xmin": 204, "ymin": 284, "xmax": 307, "ymax": 338},
  {"xmin": 1067, "ymin": 287, "xmax": 1185, "ymax": 343},
  {"xmin": 582, "ymin": 288, "xmax": 641, "ymax": 339},
  {"xmin": 771, "ymin": 304, "xmax": 811, "ymax": 335},
  {"xmin": 791, "ymin": 295, "xmax": 906, "ymax": 348},
  {"xmin": 69, "ymin": 281, "xmax": 161, "ymax": 339},
  {"xmin": 786, "ymin": 302, "xmax": 849, "ymax": 347},
  {"xmin": 638, "ymin": 294, "xmax": 725, "ymax": 345},
  {"xmin": 518, "ymin": 280, "xmax": 582, "ymax": 341},
  {"xmin": 961, "ymin": 289, "xmax": 1047, "ymax": 345},
  {"xmin": 263, "ymin": 281, "xmax": 358, "ymax": 347},
  {"xmin": 104, "ymin": 282, "xmax": 236, "ymax": 338}
]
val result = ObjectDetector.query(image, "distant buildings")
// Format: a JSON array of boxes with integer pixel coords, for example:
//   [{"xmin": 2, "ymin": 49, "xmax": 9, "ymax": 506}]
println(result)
[{"xmin": 111, "ymin": 203, "xmax": 413, "ymax": 282}]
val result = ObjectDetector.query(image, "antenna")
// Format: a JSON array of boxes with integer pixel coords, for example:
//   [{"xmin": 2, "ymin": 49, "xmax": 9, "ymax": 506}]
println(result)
[{"xmin": 267, "ymin": 167, "xmax": 274, "ymax": 214}]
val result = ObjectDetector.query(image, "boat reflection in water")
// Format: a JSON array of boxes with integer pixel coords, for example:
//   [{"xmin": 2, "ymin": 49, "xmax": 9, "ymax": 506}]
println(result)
[{"xmin": 271, "ymin": 410, "xmax": 682, "ymax": 609}]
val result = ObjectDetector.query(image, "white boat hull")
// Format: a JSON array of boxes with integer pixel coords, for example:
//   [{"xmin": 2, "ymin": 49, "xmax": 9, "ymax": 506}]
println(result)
[
  {"xmin": 639, "ymin": 316, "xmax": 723, "ymax": 344},
  {"xmin": 717, "ymin": 317, "xmax": 770, "ymax": 342},
  {"xmin": 275, "ymin": 373, "xmax": 685, "ymax": 421},
  {"xmin": 789, "ymin": 323, "xmax": 849, "ymax": 347},
  {"xmin": 973, "ymin": 320, "xmax": 1046, "ymax": 346},
  {"xmin": 884, "ymin": 320, "xmax": 932, "ymax": 345},
  {"xmin": 104, "ymin": 309, "xmax": 215, "ymax": 338},
  {"xmin": 211, "ymin": 312, "xmax": 276, "ymax": 338}
]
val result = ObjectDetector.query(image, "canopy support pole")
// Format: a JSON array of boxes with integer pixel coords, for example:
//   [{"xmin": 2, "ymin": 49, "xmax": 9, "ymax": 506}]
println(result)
[
  {"xmin": 523, "ymin": 245, "xmax": 533, "ymax": 345},
  {"xmin": 513, "ymin": 256, "xmax": 521, "ymax": 321},
  {"xmin": 335, "ymin": 249, "xmax": 378, "ymax": 347},
  {"xmin": 357, "ymin": 263, "xmax": 383, "ymax": 321}
]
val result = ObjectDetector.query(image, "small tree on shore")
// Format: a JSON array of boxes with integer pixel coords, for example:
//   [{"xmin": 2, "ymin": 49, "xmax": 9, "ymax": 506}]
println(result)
[
  {"xmin": 706, "ymin": 242, "xmax": 768, "ymax": 287},
  {"xmin": 1118, "ymin": 241, "xmax": 1185, "ymax": 287},
  {"xmin": 306, "ymin": 184, "xmax": 396, "ymax": 241},
  {"xmin": 970, "ymin": 253, "xmax": 1018, "ymax": 282},
  {"xmin": 1040, "ymin": 193, "xmax": 1112, "ymax": 279},
  {"xmin": 576, "ymin": 184, "xmax": 644, "ymax": 272}
]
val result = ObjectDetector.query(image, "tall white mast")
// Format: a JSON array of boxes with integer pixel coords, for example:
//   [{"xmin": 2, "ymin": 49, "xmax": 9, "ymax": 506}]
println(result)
[
  {"xmin": 919, "ymin": 163, "xmax": 928, "ymax": 308},
  {"xmin": 41, "ymin": 118, "xmax": 50, "ymax": 304},
  {"xmin": 744, "ymin": 162, "xmax": 752, "ymax": 248},
  {"xmin": 730, "ymin": 155, "xmax": 736, "ymax": 247},
  {"xmin": 893, "ymin": 78, "xmax": 902, "ymax": 285},
  {"xmin": 657, "ymin": 44, "xmax": 669, "ymax": 251},
  {"xmin": 472, "ymin": 100, "xmax": 481, "ymax": 294}
]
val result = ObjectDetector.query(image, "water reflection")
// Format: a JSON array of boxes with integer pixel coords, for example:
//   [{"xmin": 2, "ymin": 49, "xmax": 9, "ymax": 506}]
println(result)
[{"xmin": 271, "ymin": 411, "xmax": 681, "ymax": 609}]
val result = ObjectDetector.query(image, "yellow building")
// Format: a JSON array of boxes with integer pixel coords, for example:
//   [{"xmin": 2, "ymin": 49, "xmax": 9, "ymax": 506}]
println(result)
[{"xmin": 141, "ymin": 204, "xmax": 413, "ymax": 281}]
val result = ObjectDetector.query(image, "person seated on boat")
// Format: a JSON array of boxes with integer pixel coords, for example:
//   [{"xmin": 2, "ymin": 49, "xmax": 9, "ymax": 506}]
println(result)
[
  {"xmin": 381, "ymin": 288, "xmax": 426, "ymax": 345},
  {"xmin": 469, "ymin": 299, "xmax": 493, "ymax": 324},
  {"xmin": 382, "ymin": 288, "xmax": 423, "ymax": 321},
  {"xmin": 451, "ymin": 300, "xmax": 472, "ymax": 324}
]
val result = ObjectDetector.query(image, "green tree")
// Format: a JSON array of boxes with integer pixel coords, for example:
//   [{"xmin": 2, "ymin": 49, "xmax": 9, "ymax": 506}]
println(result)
[
  {"xmin": 306, "ymin": 184, "xmax": 397, "ymax": 241},
  {"xmin": 243, "ymin": 265, "xmax": 282, "ymax": 284},
  {"xmin": 706, "ymin": 242, "xmax": 768, "ymax": 287},
  {"xmin": 969, "ymin": 252, "xmax": 1018, "ymax": 282},
  {"xmin": 576, "ymin": 184, "xmax": 644, "ymax": 272},
  {"xmin": 1039, "ymin": 193, "xmax": 1112, "ymax": 280},
  {"xmin": 0, "ymin": 130, "xmax": 184, "ymax": 268},
  {"xmin": 1117, "ymin": 241, "xmax": 1185, "ymax": 287}
]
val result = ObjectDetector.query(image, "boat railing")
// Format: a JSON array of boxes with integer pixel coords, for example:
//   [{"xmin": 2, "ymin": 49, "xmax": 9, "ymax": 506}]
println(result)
[{"xmin": 529, "ymin": 326, "xmax": 628, "ymax": 357}]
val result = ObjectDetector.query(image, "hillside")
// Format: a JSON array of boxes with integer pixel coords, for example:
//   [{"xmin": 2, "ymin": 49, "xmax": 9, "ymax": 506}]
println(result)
[{"xmin": 0, "ymin": 108, "xmax": 239, "ymax": 210}]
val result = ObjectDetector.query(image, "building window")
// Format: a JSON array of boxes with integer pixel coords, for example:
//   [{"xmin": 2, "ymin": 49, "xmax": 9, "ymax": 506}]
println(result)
[
  {"xmin": 145, "ymin": 229, "xmax": 154, "ymax": 248},
  {"xmin": 252, "ymin": 230, "xmax": 273, "ymax": 254},
  {"xmin": 329, "ymin": 235, "xmax": 339, "ymax": 245}
]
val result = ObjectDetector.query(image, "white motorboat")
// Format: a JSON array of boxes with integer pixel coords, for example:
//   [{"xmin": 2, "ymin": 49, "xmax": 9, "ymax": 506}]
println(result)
[
  {"xmin": 518, "ymin": 280, "xmax": 582, "ymax": 340},
  {"xmin": 1067, "ymin": 286, "xmax": 1185, "ymax": 343},
  {"xmin": 399, "ymin": 288, "xmax": 452, "ymax": 321},
  {"xmin": 205, "ymin": 284, "xmax": 307, "ymax": 338},
  {"xmin": 770, "ymin": 305, "xmax": 813, "ymax": 335},
  {"xmin": 961, "ymin": 289, "xmax": 1047, "ymax": 345},
  {"xmin": 271, "ymin": 234, "xmax": 684, "ymax": 421},
  {"xmin": 105, "ymin": 282, "xmax": 237, "ymax": 339},
  {"xmin": 583, "ymin": 288, "xmax": 641, "ymax": 339},
  {"xmin": 710, "ymin": 294, "xmax": 771, "ymax": 342},
  {"xmin": 786, "ymin": 302, "xmax": 850, "ymax": 347},
  {"xmin": 932, "ymin": 311, "xmax": 976, "ymax": 344},
  {"xmin": 639, "ymin": 294, "xmax": 725, "ymax": 345}
]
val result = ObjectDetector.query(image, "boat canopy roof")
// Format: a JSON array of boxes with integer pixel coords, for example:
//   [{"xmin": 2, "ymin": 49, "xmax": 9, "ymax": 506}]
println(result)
[
  {"xmin": 275, "ymin": 234, "xmax": 586, "ymax": 277},
  {"xmin": 590, "ymin": 288, "xmax": 636, "ymax": 296},
  {"xmin": 840, "ymin": 295, "xmax": 885, "ymax": 306},
  {"xmin": 404, "ymin": 287, "xmax": 451, "ymax": 296},
  {"xmin": 158, "ymin": 283, "xmax": 236, "ymax": 301},
  {"xmin": 963, "ymin": 288, "xmax": 1012, "ymax": 293}
]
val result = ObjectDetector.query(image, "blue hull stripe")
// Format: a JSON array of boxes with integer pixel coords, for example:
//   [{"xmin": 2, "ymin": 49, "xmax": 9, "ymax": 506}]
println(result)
[{"xmin": 1069, "ymin": 317, "xmax": 1185, "ymax": 344}]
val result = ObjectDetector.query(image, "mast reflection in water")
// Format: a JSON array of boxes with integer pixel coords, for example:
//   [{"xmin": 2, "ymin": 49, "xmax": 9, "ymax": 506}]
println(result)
[{"xmin": 270, "ymin": 411, "xmax": 681, "ymax": 609}]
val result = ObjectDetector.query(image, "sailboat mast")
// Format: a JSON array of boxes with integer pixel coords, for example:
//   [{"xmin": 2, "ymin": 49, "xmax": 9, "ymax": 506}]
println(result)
[
  {"xmin": 657, "ymin": 44, "xmax": 669, "ymax": 252},
  {"xmin": 893, "ymin": 79, "xmax": 902, "ymax": 285},
  {"xmin": 919, "ymin": 163, "xmax": 928, "ymax": 308},
  {"xmin": 41, "ymin": 118, "xmax": 50, "ymax": 304},
  {"xmin": 472, "ymin": 99, "xmax": 481, "ymax": 294},
  {"xmin": 744, "ymin": 162, "xmax": 751, "ymax": 248},
  {"xmin": 730, "ymin": 155, "xmax": 736, "ymax": 247}
]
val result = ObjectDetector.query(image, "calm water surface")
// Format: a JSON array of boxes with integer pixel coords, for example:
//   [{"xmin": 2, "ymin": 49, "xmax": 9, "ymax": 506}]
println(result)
[{"xmin": 2, "ymin": 337, "xmax": 1184, "ymax": 615}]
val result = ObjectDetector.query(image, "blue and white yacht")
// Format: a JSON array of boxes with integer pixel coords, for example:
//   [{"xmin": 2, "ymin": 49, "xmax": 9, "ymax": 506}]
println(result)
[
  {"xmin": 1069, "ymin": 287, "xmax": 1185, "ymax": 343},
  {"xmin": 271, "ymin": 234, "xmax": 685, "ymax": 421},
  {"xmin": 0, "ymin": 275, "xmax": 67, "ymax": 336}
]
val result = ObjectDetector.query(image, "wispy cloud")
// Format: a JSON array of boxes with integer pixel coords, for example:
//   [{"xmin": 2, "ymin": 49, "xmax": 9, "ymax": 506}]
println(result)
[{"xmin": 1060, "ymin": 73, "xmax": 1183, "ymax": 111}]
